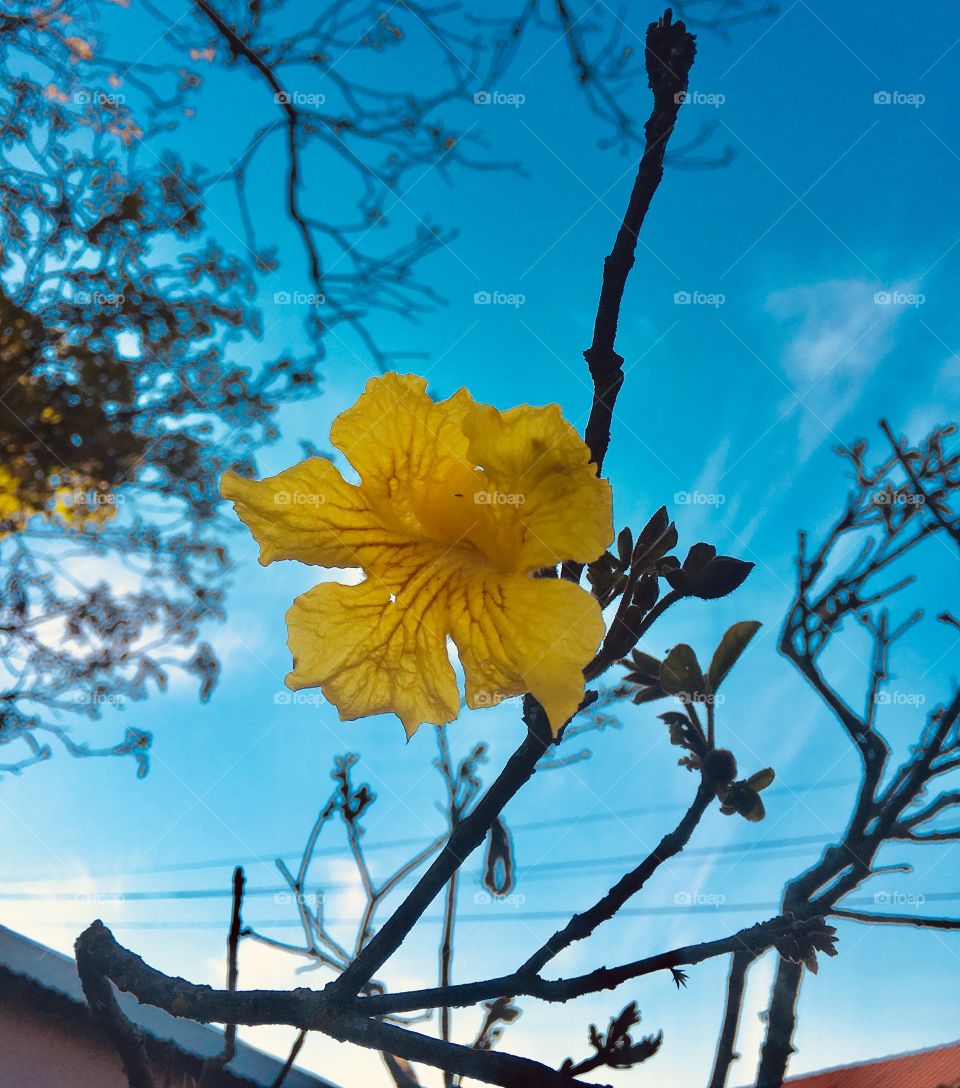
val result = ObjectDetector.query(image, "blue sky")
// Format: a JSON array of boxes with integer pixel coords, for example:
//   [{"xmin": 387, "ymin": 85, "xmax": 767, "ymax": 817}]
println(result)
[{"xmin": 3, "ymin": 1, "xmax": 960, "ymax": 1085}]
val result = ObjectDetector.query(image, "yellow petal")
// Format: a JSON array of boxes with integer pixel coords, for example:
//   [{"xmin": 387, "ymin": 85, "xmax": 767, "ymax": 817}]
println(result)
[
  {"xmin": 330, "ymin": 373, "xmax": 482, "ymax": 544},
  {"xmin": 285, "ymin": 567, "xmax": 460, "ymax": 738},
  {"xmin": 462, "ymin": 402, "xmax": 613, "ymax": 571},
  {"xmin": 221, "ymin": 459, "xmax": 412, "ymax": 576},
  {"xmin": 287, "ymin": 559, "xmax": 602, "ymax": 738},
  {"xmin": 450, "ymin": 573, "xmax": 605, "ymax": 734},
  {"xmin": 225, "ymin": 374, "xmax": 614, "ymax": 740}
]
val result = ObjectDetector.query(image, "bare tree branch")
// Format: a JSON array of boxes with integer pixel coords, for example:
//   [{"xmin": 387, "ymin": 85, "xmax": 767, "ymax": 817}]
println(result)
[
  {"xmin": 707, "ymin": 950, "xmax": 755, "ymax": 1088},
  {"xmin": 580, "ymin": 10, "xmax": 696, "ymax": 477},
  {"xmin": 830, "ymin": 907, "xmax": 960, "ymax": 930},
  {"xmin": 516, "ymin": 779, "xmax": 713, "ymax": 977}
]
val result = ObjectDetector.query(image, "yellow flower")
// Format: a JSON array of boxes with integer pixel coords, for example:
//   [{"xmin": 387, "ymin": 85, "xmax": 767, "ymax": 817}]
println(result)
[
  {"xmin": 0, "ymin": 464, "xmax": 117, "ymax": 536},
  {"xmin": 221, "ymin": 373, "xmax": 613, "ymax": 737},
  {"xmin": 0, "ymin": 466, "xmax": 20, "ymax": 527}
]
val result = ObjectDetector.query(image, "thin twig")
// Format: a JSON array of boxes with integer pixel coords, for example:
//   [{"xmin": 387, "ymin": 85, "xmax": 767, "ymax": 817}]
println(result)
[
  {"xmin": 516, "ymin": 778, "xmax": 713, "ymax": 976},
  {"xmin": 270, "ymin": 1030, "xmax": 306, "ymax": 1088},
  {"xmin": 830, "ymin": 907, "xmax": 960, "ymax": 930},
  {"xmin": 223, "ymin": 866, "xmax": 244, "ymax": 1063},
  {"xmin": 880, "ymin": 419, "xmax": 960, "ymax": 547},
  {"xmin": 329, "ymin": 707, "xmax": 553, "ymax": 1000}
]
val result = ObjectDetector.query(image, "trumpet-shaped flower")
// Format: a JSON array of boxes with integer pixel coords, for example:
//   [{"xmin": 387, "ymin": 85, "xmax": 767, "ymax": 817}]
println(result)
[{"xmin": 221, "ymin": 373, "xmax": 613, "ymax": 737}]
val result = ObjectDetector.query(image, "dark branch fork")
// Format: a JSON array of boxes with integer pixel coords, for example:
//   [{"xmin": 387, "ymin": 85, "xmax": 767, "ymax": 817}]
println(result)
[
  {"xmin": 706, "ymin": 424, "xmax": 960, "ymax": 1088},
  {"xmin": 76, "ymin": 909, "xmax": 812, "ymax": 1018}
]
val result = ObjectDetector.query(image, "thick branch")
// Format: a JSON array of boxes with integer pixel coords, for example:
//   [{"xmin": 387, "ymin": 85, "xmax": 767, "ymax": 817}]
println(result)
[
  {"xmin": 754, "ymin": 957, "xmax": 803, "ymax": 1088},
  {"xmin": 74, "ymin": 922, "xmax": 606, "ymax": 1088},
  {"xmin": 222, "ymin": 866, "xmax": 244, "ymax": 1064},
  {"xmin": 75, "ymin": 928, "xmax": 156, "ymax": 1088},
  {"xmin": 354, "ymin": 914, "xmax": 794, "ymax": 1016},
  {"xmin": 707, "ymin": 950, "xmax": 755, "ymax": 1088},
  {"xmin": 330, "ymin": 705, "xmax": 552, "ymax": 999},
  {"xmin": 325, "ymin": 1016, "xmax": 608, "ymax": 1088},
  {"xmin": 76, "ymin": 921, "xmax": 333, "ymax": 1028}
]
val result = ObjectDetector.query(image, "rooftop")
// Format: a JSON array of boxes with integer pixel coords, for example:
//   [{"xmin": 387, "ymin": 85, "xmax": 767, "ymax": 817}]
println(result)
[
  {"xmin": 779, "ymin": 1039, "xmax": 960, "ymax": 1088},
  {"xmin": 0, "ymin": 924, "xmax": 340, "ymax": 1088}
]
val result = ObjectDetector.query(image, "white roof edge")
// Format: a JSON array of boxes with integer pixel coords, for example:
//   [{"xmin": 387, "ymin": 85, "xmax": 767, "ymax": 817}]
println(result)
[{"xmin": 0, "ymin": 925, "xmax": 341, "ymax": 1088}]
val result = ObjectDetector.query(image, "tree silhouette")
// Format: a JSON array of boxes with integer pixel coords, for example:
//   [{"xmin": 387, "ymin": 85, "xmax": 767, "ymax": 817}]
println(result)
[
  {"xmin": 65, "ymin": 8, "xmax": 960, "ymax": 1088},
  {"xmin": 1, "ymin": 0, "xmax": 767, "ymax": 776}
]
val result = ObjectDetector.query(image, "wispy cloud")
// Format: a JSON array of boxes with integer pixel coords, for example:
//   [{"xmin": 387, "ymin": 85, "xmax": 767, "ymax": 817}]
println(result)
[{"xmin": 766, "ymin": 277, "xmax": 919, "ymax": 456}]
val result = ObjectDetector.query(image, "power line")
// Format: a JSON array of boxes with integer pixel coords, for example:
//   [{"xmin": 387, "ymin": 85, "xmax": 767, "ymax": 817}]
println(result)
[
  {"xmin": 31, "ymin": 890, "xmax": 960, "ymax": 930},
  {"xmin": 0, "ymin": 834, "xmax": 844, "ymax": 902},
  {"xmin": 3, "ymin": 776, "xmax": 857, "ymax": 885}
]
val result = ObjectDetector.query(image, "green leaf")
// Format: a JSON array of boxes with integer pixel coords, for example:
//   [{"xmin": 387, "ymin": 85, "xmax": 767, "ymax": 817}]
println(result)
[
  {"xmin": 633, "ymin": 507, "xmax": 677, "ymax": 568},
  {"xmin": 658, "ymin": 711, "xmax": 689, "ymax": 748},
  {"xmin": 623, "ymin": 650, "xmax": 661, "ymax": 685},
  {"xmin": 742, "ymin": 794, "xmax": 766, "ymax": 822},
  {"xmin": 708, "ymin": 620, "xmax": 762, "ymax": 691},
  {"xmin": 682, "ymin": 542, "xmax": 716, "ymax": 575},
  {"xmin": 633, "ymin": 506, "xmax": 668, "ymax": 553},
  {"xmin": 746, "ymin": 767, "xmax": 775, "ymax": 792},
  {"xmin": 660, "ymin": 644, "xmax": 705, "ymax": 698},
  {"xmin": 632, "ymin": 684, "xmax": 668, "ymax": 704},
  {"xmin": 687, "ymin": 556, "xmax": 754, "ymax": 600}
]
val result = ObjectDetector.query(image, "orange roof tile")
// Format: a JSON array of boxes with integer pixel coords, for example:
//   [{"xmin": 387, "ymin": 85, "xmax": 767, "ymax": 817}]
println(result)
[{"xmin": 783, "ymin": 1040, "xmax": 960, "ymax": 1088}]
